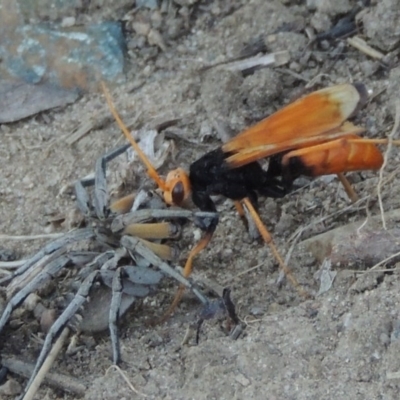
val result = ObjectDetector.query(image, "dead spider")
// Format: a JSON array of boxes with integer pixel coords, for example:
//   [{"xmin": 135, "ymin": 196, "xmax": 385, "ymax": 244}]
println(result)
[{"xmin": 0, "ymin": 144, "xmax": 218, "ymax": 398}]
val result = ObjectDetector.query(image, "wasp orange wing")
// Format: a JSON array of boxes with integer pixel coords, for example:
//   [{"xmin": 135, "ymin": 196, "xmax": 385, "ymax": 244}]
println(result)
[
  {"xmin": 225, "ymin": 121, "xmax": 366, "ymax": 168},
  {"xmin": 222, "ymin": 83, "xmax": 368, "ymax": 168}
]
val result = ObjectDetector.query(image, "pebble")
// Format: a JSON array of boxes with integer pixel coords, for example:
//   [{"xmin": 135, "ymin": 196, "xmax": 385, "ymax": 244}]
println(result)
[
  {"xmin": 22, "ymin": 293, "xmax": 41, "ymax": 312},
  {"xmin": 132, "ymin": 21, "xmax": 151, "ymax": 36},
  {"xmin": 234, "ymin": 373, "xmax": 251, "ymax": 387},
  {"xmin": 61, "ymin": 16, "xmax": 76, "ymax": 28},
  {"xmin": 0, "ymin": 379, "xmax": 22, "ymax": 396},
  {"xmin": 40, "ymin": 308, "xmax": 57, "ymax": 333}
]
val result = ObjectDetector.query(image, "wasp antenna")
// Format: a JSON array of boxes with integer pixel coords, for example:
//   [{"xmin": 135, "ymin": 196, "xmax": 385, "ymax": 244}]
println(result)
[{"xmin": 101, "ymin": 82, "xmax": 167, "ymax": 191}]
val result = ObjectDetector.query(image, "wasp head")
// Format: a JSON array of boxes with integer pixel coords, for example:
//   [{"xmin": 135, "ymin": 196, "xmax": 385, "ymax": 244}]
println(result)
[{"xmin": 164, "ymin": 168, "xmax": 191, "ymax": 206}]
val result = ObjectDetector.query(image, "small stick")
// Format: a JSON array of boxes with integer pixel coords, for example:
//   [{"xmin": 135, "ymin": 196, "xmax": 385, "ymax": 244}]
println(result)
[
  {"xmin": 214, "ymin": 51, "xmax": 290, "ymax": 72},
  {"xmin": 347, "ymin": 37, "xmax": 385, "ymax": 60},
  {"xmin": 377, "ymin": 100, "xmax": 400, "ymax": 230},
  {"xmin": 2, "ymin": 357, "xmax": 86, "ymax": 396},
  {"xmin": 337, "ymin": 173, "xmax": 358, "ymax": 203},
  {"xmin": 22, "ymin": 327, "xmax": 70, "ymax": 400},
  {"xmin": 277, "ymin": 229, "xmax": 303, "ymax": 287},
  {"xmin": 225, "ymin": 262, "xmax": 264, "ymax": 282},
  {"xmin": 66, "ymin": 114, "xmax": 111, "ymax": 145},
  {"xmin": 106, "ymin": 365, "xmax": 147, "ymax": 398}
]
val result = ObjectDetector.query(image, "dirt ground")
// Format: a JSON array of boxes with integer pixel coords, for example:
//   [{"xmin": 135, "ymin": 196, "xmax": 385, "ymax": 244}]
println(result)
[{"xmin": 2, "ymin": 0, "xmax": 400, "ymax": 399}]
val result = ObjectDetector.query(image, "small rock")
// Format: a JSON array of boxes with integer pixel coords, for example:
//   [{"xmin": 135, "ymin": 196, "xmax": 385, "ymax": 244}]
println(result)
[
  {"xmin": 310, "ymin": 12, "xmax": 332, "ymax": 33},
  {"xmin": 274, "ymin": 212, "xmax": 294, "ymax": 235},
  {"xmin": 141, "ymin": 331, "xmax": 163, "ymax": 348},
  {"xmin": 0, "ymin": 80, "xmax": 79, "ymax": 123},
  {"xmin": 193, "ymin": 228, "xmax": 202, "ymax": 242},
  {"xmin": 40, "ymin": 308, "xmax": 57, "ymax": 333},
  {"xmin": 314, "ymin": 259, "xmax": 336, "ymax": 296},
  {"xmin": 148, "ymin": 29, "xmax": 167, "ymax": 51},
  {"xmin": 362, "ymin": 0, "xmax": 400, "ymax": 51},
  {"xmin": 150, "ymin": 10, "xmax": 163, "ymax": 28},
  {"xmin": 132, "ymin": 21, "xmax": 151, "ymax": 36},
  {"xmin": 23, "ymin": 293, "xmax": 41, "ymax": 312},
  {"xmin": 0, "ymin": 379, "xmax": 22, "ymax": 396},
  {"xmin": 61, "ymin": 16, "xmax": 76, "ymax": 28},
  {"xmin": 33, "ymin": 302, "xmax": 47, "ymax": 320},
  {"xmin": 234, "ymin": 373, "xmax": 251, "ymax": 387},
  {"xmin": 9, "ymin": 319, "xmax": 24, "ymax": 329},
  {"xmin": 250, "ymin": 306, "xmax": 264, "ymax": 316},
  {"xmin": 302, "ymin": 211, "xmax": 400, "ymax": 268}
]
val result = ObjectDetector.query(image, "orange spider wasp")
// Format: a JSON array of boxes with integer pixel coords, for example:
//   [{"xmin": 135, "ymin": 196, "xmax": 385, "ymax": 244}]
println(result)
[{"xmin": 102, "ymin": 82, "xmax": 395, "ymax": 312}]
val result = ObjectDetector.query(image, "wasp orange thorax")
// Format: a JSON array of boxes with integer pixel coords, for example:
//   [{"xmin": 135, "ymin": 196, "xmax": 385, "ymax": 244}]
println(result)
[{"xmin": 164, "ymin": 168, "xmax": 192, "ymax": 206}]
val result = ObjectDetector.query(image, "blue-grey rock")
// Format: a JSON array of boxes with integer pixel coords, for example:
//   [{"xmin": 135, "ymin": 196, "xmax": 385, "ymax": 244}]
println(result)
[
  {"xmin": 0, "ymin": 1, "xmax": 126, "ymax": 91},
  {"xmin": 0, "ymin": 81, "xmax": 79, "ymax": 123}
]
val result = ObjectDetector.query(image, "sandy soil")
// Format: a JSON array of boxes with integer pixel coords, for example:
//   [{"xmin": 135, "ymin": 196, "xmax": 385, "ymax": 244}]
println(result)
[{"xmin": 2, "ymin": 0, "xmax": 400, "ymax": 399}]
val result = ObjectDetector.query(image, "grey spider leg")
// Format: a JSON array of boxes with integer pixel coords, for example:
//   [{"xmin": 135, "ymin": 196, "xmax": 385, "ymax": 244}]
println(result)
[
  {"xmin": 109, "ymin": 267, "xmax": 123, "ymax": 365},
  {"xmin": 20, "ymin": 270, "xmax": 100, "ymax": 398},
  {"xmin": 100, "ymin": 248, "xmax": 160, "ymax": 364},
  {"xmin": 75, "ymin": 144, "xmax": 131, "ymax": 219},
  {"xmin": 6, "ymin": 247, "xmax": 68, "ymax": 296},
  {"xmin": 0, "ymin": 228, "xmax": 94, "ymax": 286},
  {"xmin": 6, "ymin": 249, "xmax": 98, "ymax": 301},
  {"xmin": 121, "ymin": 235, "xmax": 209, "ymax": 306},
  {"xmin": 0, "ymin": 229, "xmax": 96, "ymax": 336},
  {"xmin": 76, "ymin": 251, "xmax": 116, "ymax": 282},
  {"xmin": 112, "ymin": 209, "xmax": 218, "ymax": 233},
  {"xmin": 0, "ymin": 254, "xmax": 71, "ymax": 333},
  {"xmin": 107, "ymin": 262, "xmax": 165, "ymax": 365}
]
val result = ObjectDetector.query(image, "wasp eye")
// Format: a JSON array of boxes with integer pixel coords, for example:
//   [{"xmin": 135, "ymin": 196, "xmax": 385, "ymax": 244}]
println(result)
[{"xmin": 171, "ymin": 181, "xmax": 184, "ymax": 205}]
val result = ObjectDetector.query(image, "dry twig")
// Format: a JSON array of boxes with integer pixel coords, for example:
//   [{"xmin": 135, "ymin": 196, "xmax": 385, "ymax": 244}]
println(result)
[
  {"xmin": 377, "ymin": 100, "xmax": 400, "ymax": 230},
  {"xmin": 22, "ymin": 327, "xmax": 70, "ymax": 400},
  {"xmin": 347, "ymin": 36, "xmax": 385, "ymax": 60},
  {"xmin": 106, "ymin": 365, "xmax": 147, "ymax": 398},
  {"xmin": 1, "ymin": 357, "xmax": 86, "ymax": 396}
]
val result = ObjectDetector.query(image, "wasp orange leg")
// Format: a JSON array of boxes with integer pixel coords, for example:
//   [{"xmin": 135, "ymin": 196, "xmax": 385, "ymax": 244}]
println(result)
[
  {"xmin": 337, "ymin": 173, "xmax": 358, "ymax": 203},
  {"xmin": 160, "ymin": 231, "xmax": 214, "ymax": 322},
  {"xmin": 242, "ymin": 198, "xmax": 310, "ymax": 299},
  {"xmin": 233, "ymin": 200, "xmax": 249, "ymax": 230}
]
